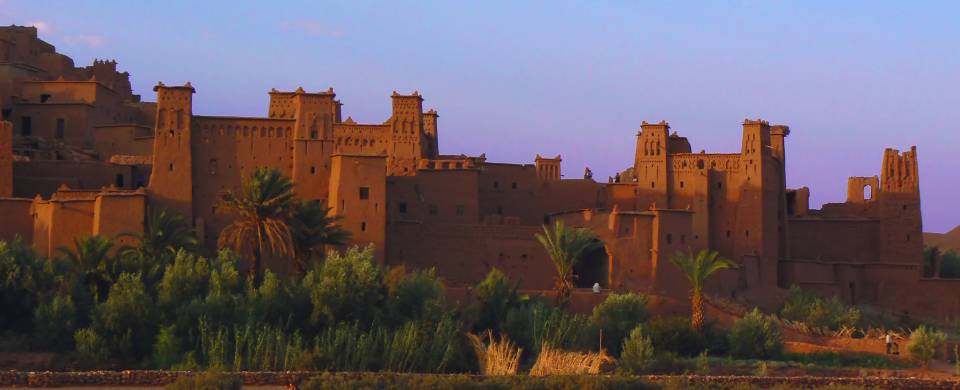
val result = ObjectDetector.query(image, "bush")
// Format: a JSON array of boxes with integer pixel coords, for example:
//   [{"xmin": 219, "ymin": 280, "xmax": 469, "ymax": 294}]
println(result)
[
  {"xmin": 472, "ymin": 268, "xmax": 522, "ymax": 334},
  {"xmin": 303, "ymin": 245, "xmax": 384, "ymax": 327},
  {"xmin": 590, "ymin": 293, "xmax": 649, "ymax": 355},
  {"xmin": 620, "ymin": 325, "xmax": 655, "ymax": 373},
  {"xmin": 502, "ymin": 298, "xmax": 593, "ymax": 358},
  {"xmin": 90, "ymin": 272, "xmax": 158, "ymax": 361},
  {"xmin": 908, "ymin": 325, "xmax": 946, "ymax": 369},
  {"xmin": 165, "ymin": 370, "xmax": 241, "ymax": 390},
  {"xmin": 780, "ymin": 286, "xmax": 860, "ymax": 330},
  {"xmin": 151, "ymin": 325, "xmax": 184, "ymax": 369},
  {"xmin": 384, "ymin": 267, "xmax": 446, "ymax": 324},
  {"xmin": 728, "ymin": 309, "xmax": 783, "ymax": 359},
  {"xmin": 73, "ymin": 327, "xmax": 108, "ymax": 368},
  {"xmin": 32, "ymin": 294, "xmax": 77, "ymax": 351},
  {"xmin": 643, "ymin": 316, "xmax": 703, "ymax": 357}
]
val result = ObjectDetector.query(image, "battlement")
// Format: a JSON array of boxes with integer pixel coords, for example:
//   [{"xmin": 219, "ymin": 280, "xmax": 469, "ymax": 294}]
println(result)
[{"xmin": 881, "ymin": 146, "xmax": 919, "ymax": 193}]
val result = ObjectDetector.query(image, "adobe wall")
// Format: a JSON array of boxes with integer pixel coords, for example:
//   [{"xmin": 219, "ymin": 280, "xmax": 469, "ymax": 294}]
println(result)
[
  {"xmin": 387, "ymin": 169, "xmax": 480, "ymax": 224},
  {"xmin": 31, "ymin": 198, "xmax": 95, "ymax": 257},
  {"xmin": 787, "ymin": 218, "xmax": 880, "ymax": 262},
  {"xmin": 92, "ymin": 191, "xmax": 145, "ymax": 248},
  {"xmin": 12, "ymin": 102, "xmax": 93, "ymax": 147},
  {"xmin": 329, "ymin": 154, "xmax": 387, "ymax": 263},
  {"xmin": 477, "ymin": 163, "xmax": 540, "ymax": 224},
  {"xmin": 13, "ymin": 160, "xmax": 134, "ymax": 198},
  {"xmin": 92, "ymin": 124, "xmax": 153, "ymax": 159},
  {"xmin": 386, "ymin": 221, "xmax": 553, "ymax": 289},
  {"xmin": 0, "ymin": 198, "xmax": 32, "ymax": 242},
  {"xmin": 0, "ymin": 120, "xmax": 11, "ymax": 197}
]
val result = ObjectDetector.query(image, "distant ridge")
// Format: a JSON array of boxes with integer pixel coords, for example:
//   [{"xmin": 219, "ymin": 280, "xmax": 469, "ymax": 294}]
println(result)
[{"xmin": 924, "ymin": 225, "xmax": 960, "ymax": 252}]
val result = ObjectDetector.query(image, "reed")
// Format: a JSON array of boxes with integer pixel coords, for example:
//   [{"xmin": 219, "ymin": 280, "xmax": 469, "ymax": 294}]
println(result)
[
  {"xmin": 529, "ymin": 343, "xmax": 613, "ymax": 376},
  {"xmin": 467, "ymin": 330, "xmax": 522, "ymax": 376}
]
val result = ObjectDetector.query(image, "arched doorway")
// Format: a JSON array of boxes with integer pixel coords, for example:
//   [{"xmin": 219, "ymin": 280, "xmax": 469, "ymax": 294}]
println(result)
[{"xmin": 574, "ymin": 241, "xmax": 609, "ymax": 288}]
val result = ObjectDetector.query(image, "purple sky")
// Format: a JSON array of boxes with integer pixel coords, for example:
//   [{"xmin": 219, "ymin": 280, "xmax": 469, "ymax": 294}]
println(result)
[{"xmin": 6, "ymin": 1, "xmax": 958, "ymax": 232}]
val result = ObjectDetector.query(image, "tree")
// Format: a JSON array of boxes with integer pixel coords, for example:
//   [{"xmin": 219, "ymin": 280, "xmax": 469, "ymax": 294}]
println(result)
[
  {"xmin": 120, "ymin": 207, "xmax": 198, "ymax": 260},
  {"xmin": 669, "ymin": 249, "xmax": 735, "ymax": 332},
  {"xmin": 302, "ymin": 245, "xmax": 384, "ymax": 327},
  {"xmin": 908, "ymin": 325, "xmax": 947, "ymax": 369},
  {"xmin": 290, "ymin": 200, "xmax": 350, "ymax": 273},
  {"xmin": 58, "ymin": 235, "xmax": 115, "ymax": 301},
  {"xmin": 217, "ymin": 167, "xmax": 297, "ymax": 285},
  {"xmin": 590, "ymin": 293, "xmax": 649, "ymax": 355},
  {"xmin": 535, "ymin": 221, "xmax": 601, "ymax": 307},
  {"xmin": 728, "ymin": 308, "xmax": 782, "ymax": 359}
]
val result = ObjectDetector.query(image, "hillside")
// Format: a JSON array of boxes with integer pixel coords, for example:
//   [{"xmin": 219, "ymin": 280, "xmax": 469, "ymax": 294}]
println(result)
[{"xmin": 924, "ymin": 225, "xmax": 960, "ymax": 252}]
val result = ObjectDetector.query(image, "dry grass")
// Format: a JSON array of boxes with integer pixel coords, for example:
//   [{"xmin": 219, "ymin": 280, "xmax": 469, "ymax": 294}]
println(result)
[
  {"xmin": 529, "ymin": 344, "xmax": 615, "ymax": 376},
  {"xmin": 467, "ymin": 331, "xmax": 522, "ymax": 376}
]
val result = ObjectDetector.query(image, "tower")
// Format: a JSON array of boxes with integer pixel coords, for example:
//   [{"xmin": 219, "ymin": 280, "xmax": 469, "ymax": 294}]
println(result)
[
  {"xmin": 387, "ymin": 91, "xmax": 424, "ymax": 176},
  {"xmin": 735, "ymin": 119, "xmax": 779, "ymax": 287},
  {"xmin": 422, "ymin": 109, "xmax": 439, "ymax": 159},
  {"xmin": 878, "ymin": 146, "xmax": 922, "ymax": 264},
  {"xmin": 148, "ymin": 82, "xmax": 195, "ymax": 220},
  {"xmin": 634, "ymin": 121, "xmax": 670, "ymax": 208},
  {"xmin": 535, "ymin": 154, "xmax": 561, "ymax": 181},
  {"xmin": 290, "ymin": 87, "xmax": 337, "ymax": 202}
]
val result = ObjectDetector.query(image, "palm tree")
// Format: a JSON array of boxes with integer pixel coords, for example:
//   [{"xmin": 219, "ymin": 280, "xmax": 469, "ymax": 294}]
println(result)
[
  {"xmin": 58, "ymin": 235, "xmax": 115, "ymax": 301},
  {"xmin": 217, "ymin": 167, "xmax": 297, "ymax": 285},
  {"xmin": 669, "ymin": 249, "xmax": 735, "ymax": 332},
  {"xmin": 535, "ymin": 220, "xmax": 601, "ymax": 307},
  {"xmin": 120, "ymin": 207, "xmax": 198, "ymax": 259},
  {"xmin": 290, "ymin": 199, "xmax": 350, "ymax": 272}
]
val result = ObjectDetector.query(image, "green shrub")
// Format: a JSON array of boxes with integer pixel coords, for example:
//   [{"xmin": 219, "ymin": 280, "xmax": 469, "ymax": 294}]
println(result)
[
  {"xmin": 938, "ymin": 249, "xmax": 960, "ymax": 278},
  {"xmin": 728, "ymin": 308, "xmax": 783, "ymax": 359},
  {"xmin": 644, "ymin": 316, "xmax": 703, "ymax": 357},
  {"xmin": 590, "ymin": 292, "xmax": 649, "ymax": 355},
  {"xmin": 32, "ymin": 294, "xmax": 77, "ymax": 351},
  {"xmin": 73, "ymin": 327, "xmax": 109, "ymax": 368},
  {"xmin": 907, "ymin": 325, "xmax": 946, "ymax": 369},
  {"xmin": 502, "ymin": 298, "xmax": 593, "ymax": 358},
  {"xmin": 90, "ymin": 272, "xmax": 158, "ymax": 361},
  {"xmin": 780, "ymin": 286, "xmax": 860, "ymax": 330},
  {"xmin": 620, "ymin": 325, "xmax": 655, "ymax": 373},
  {"xmin": 303, "ymin": 245, "xmax": 384, "ymax": 327},
  {"xmin": 472, "ymin": 268, "xmax": 522, "ymax": 334},
  {"xmin": 0, "ymin": 238, "xmax": 44, "ymax": 333},
  {"xmin": 384, "ymin": 267, "xmax": 446, "ymax": 324},
  {"xmin": 165, "ymin": 370, "xmax": 241, "ymax": 390},
  {"xmin": 151, "ymin": 325, "xmax": 184, "ymax": 369}
]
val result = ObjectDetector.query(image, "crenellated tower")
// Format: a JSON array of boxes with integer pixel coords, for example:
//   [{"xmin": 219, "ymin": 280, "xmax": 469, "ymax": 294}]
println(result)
[
  {"xmin": 290, "ymin": 87, "xmax": 337, "ymax": 202},
  {"xmin": 634, "ymin": 121, "xmax": 670, "ymax": 208},
  {"xmin": 422, "ymin": 109, "xmax": 439, "ymax": 159},
  {"xmin": 878, "ymin": 146, "xmax": 922, "ymax": 264},
  {"xmin": 148, "ymin": 82, "xmax": 195, "ymax": 220},
  {"xmin": 735, "ymin": 119, "xmax": 780, "ymax": 287},
  {"xmin": 387, "ymin": 91, "xmax": 424, "ymax": 175}
]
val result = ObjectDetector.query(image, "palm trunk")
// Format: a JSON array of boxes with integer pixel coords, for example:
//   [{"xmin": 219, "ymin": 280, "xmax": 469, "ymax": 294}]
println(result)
[
  {"xmin": 691, "ymin": 289, "xmax": 704, "ymax": 332},
  {"xmin": 252, "ymin": 225, "xmax": 265, "ymax": 286}
]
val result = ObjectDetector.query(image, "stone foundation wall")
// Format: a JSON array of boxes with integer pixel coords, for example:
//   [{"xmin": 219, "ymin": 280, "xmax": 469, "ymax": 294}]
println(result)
[{"xmin": 0, "ymin": 372, "xmax": 958, "ymax": 389}]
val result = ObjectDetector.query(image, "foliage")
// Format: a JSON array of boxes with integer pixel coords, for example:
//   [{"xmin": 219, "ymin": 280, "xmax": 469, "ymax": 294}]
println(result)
[
  {"xmin": 643, "ymin": 316, "xmax": 705, "ymax": 357},
  {"xmin": 384, "ymin": 267, "xmax": 446, "ymax": 325},
  {"xmin": 503, "ymin": 298, "xmax": 593, "ymax": 358},
  {"xmin": 291, "ymin": 200, "xmax": 350, "ymax": 271},
  {"xmin": 165, "ymin": 369, "xmax": 241, "ymax": 390},
  {"xmin": 780, "ymin": 351, "xmax": 913, "ymax": 369},
  {"xmin": 780, "ymin": 286, "xmax": 860, "ymax": 330},
  {"xmin": 120, "ymin": 207, "xmax": 198, "ymax": 262},
  {"xmin": 88, "ymin": 272, "xmax": 158, "ymax": 361},
  {"xmin": 535, "ymin": 220, "xmax": 601, "ymax": 306},
  {"xmin": 619, "ymin": 325, "xmax": 655, "ymax": 374},
  {"xmin": 472, "ymin": 267, "xmax": 523, "ymax": 334},
  {"xmin": 0, "ymin": 237, "xmax": 45, "ymax": 333},
  {"xmin": 669, "ymin": 249, "xmax": 735, "ymax": 331},
  {"xmin": 935, "ymin": 248, "xmax": 960, "ymax": 278},
  {"xmin": 217, "ymin": 167, "xmax": 298, "ymax": 283},
  {"xmin": 907, "ymin": 325, "xmax": 946, "ymax": 369},
  {"xmin": 590, "ymin": 292, "xmax": 649, "ymax": 355},
  {"xmin": 303, "ymin": 245, "xmax": 384, "ymax": 327},
  {"xmin": 58, "ymin": 235, "xmax": 116, "ymax": 302},
  {"xmin": 32, "ymin": 294, "xmax": 77, "ymax": 351},
  {"xmin": 728, "ymin": 309, "xmax": 783, "ymax": 359}
]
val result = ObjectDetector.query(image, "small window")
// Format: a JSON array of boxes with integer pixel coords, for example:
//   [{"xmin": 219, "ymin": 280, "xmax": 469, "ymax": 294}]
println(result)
[
  {"xmin": 361, "ymin": 222, "xmax": 367, "ymax": 232},
  {"xmin": 494, "ymin": 181, "xmax": 499, "ymax": 189},
  {"xmin": 497, "ymin": 206, "xmax": 503, "ymax": 215},
  {"xmin": 310, "ymin": 130, "xmax": 318, "ymax": 138},
  {"xmin": 680, "ymin": 181, "xmax": 684, "ymax": 189},
  {"xmin": 40, "ymin": 94, "xmax": 51, "ymax": 103},
  {"xmin": 428, "ymin": 204, "xmax": 438, "ymax": 215},
  {"xmin": 863, "ymin": 185, "xmax": 873, "ymax": 200},
  {"xmin": 115, "ymin": 174, "xmax": 124, "ymax": 188},
  {"xmin": 20, "ymin": 116, "xmax": 32, "ymax": 136},
  {"xmin": 1, "ymin": 109, "xmax": 10, "ymax": 120},
  {"xmin": 168, "ymin": 163, "xmax": 174, "ymax": 172},
  {"xmin": 456, "ymin": 205, "xmax": 465, "ymax": 216},
  {"xmin": 398, "ymin": 202, "xmax": 408, "ymax": 214},
  {"xmin": 745, "ymin": 230, "xmax": 750, "ymax": 237},
  {"xmin": 726, "ymin": 230, "xmax": 731, "ymax": 239},
  {"xmin": 511, "ymin": 182, "xmax": 517, "ymax": 189},
  {"xmin": 310, "ymin": 166, "xmax": 316, "ymax": 175},
  {"xmin": 717, "ymin": 182, "xmax": 723, "ymax": 189},
  {"xmin": 666, "ymin": 234, "xmax": 672, "ymax": 244},
  {"xmin": 55, "ymin": 118, "xmax": 65, "ymax": 139},
  {"xmin": 359, "ymin": 187, "xmax": 369, "ymax": 200},
  {"xmin": 650, "ymin": 181, "xmax": 655, "ymax": 188}
]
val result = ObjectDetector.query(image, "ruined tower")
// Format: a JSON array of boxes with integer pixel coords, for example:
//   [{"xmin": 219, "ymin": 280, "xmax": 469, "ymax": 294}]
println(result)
[
  {"xmin": 422, "ymin": 109, "xmax": 439, "ymax": 159},
  {"xmin": 879, "ymin": 147, "xmax": 922, "ymax": 264},
  {"xmin": 148, "ymin": 82, "xmax": 195, "ymax": 220}
]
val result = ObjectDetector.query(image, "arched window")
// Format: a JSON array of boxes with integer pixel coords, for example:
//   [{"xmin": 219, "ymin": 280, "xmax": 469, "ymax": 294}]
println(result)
[{"xmin": 863, "ymin": 185, "xmax": 873, "ymax": 200}]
